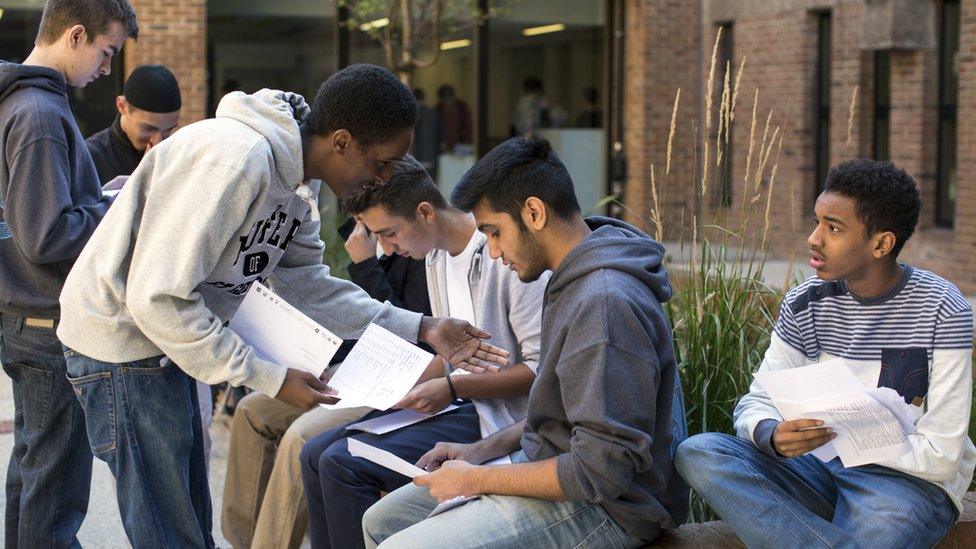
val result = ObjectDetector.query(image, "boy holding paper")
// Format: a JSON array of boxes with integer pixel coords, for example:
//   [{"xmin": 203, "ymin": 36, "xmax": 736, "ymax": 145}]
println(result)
[
  {"xmin": 360, "ymin": 137, "xmax": 688, "ymax": 548},
  {"xmin": 299, "ymin": 154, "xmax": 547, "ymax": 549},
  {"xmin": 676, "ymin": 159, "xmax": 975, "ymax": 547},
  {"xmin": 55, "ymin": 64, "xmax": 508, "ymax": 548}
]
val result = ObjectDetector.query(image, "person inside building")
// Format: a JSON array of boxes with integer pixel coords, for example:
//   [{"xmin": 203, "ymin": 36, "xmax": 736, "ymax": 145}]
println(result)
[
  {"xmin": 675, "ymin": 159, "xmax": 974, "ymax": 547},
  {"xmin": 360, "ymin": 137, "xmax": 688, "ymax": 548},
  {"xmin": 0, "ymin": 1, "xmax": 137, "ymax": 546},
  {"xmin": 221, "ymin": 214, "xmax": 432, "ymax": 549},
  {"xmin": 86, "ymin": 63, "xmax": 181, "ymax": 184},
  {"xmin": 56, "ymin": 63, "xmax": 509, "ymax": 548},
  {"xmin": 435, "ymin": 84, "xmax": 471, "ymax": 154}
]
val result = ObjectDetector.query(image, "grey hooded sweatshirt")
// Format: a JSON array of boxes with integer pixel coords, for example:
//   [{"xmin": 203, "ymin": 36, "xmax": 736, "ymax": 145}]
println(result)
[
  {"xmin": 0, "ymin": 62, "xmax": 112, "ymax": 318},
  {"xmin": 520, "ymin": 216, "xmax": 689, "ymax": 541},
  {"xmin": 58, "ymin": 89, "xmax": 421, "ymax": 397}
]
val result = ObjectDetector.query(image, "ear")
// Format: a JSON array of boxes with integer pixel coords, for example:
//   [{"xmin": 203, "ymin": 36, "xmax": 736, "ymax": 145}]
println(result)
[
  {"xmin": 416, "ymin": 202, "xmax": 436, "ymax": 224},
  {"xmin": 115, "ymin": 96, "xmax": 127, "ymax": 115},
  {"xmin": 332, "ymin": 129, "xmax": 352, "ymax": 154},
  {"xmin": 66, "ymin": 25, "xmax": 87, "ymax": 49},
  {"xmin": 872, "ymin": 230, "xmax": 897, "ymax": 259},
  {"xmin": 521, "ymin": 197, "xmax": 547, "ymax": 231}
]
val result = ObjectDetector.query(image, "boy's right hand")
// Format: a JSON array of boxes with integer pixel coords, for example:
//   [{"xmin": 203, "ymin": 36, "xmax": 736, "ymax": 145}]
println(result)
[
  {"xmin": 416, "ymin": 441, "xmax": 489, "ymax": 472},
  {"xmin": 275, "ymin": 367, "xmax": 340, "ymax": 409},
  {"xmin": 344, "ymin": 220, "xmax": 378, "ymax": 264},
  {"xmin": 772, "ymin": 419, "xmax": 836, "ymax": 457}
]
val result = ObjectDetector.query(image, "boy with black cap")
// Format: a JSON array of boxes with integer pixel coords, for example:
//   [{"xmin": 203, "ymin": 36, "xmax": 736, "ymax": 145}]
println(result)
[
  {"xmin": 0, "ymin": 1, "xmax": 138, "ymax": 547},
  {"xmin": 86, "ymin": 63, "xmax": 181, "ymax": 183}
]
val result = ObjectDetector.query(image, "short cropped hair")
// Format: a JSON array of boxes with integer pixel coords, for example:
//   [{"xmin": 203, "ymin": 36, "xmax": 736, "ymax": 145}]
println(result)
[
  {"xmin": 308, "ymin": 64, "xmax": 418, "ymax": 149},
  {"xmin": 37, "ymin": 0, "xmax": 138, "ymax": 45},
  {"xmin": 342, "ymin": 155, "xmax": 448, "ymax": 220},
  {"xmin": 451, "ymin": 137, "xmax": 580, "ymax": 227},
  {"xmin": 823, "ymin": 159, "xmax": 921, "ymax": 258}
]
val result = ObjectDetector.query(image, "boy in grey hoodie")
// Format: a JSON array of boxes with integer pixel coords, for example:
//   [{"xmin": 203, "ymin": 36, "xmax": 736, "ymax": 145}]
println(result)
[
  {"xmin": 0, "ymin": 1, "xmax": 137, "ymax": 546},
  {"xmin": 57, "ymin": 64, "xmax": 508, "ymax": 548},
  {"xmin": 361, "ymin": 137, "xmax": 689, "ymax": 548}
]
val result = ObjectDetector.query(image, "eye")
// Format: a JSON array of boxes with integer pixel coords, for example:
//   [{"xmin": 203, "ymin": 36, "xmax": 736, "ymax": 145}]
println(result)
[{"xmin": 828, "ymin": 224, "xmax": 840, "ymax": 233}]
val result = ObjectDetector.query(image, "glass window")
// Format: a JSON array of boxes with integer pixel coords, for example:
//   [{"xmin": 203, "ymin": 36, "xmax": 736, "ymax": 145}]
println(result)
[
  {"xmin": 936, "ymin": 0, "xmax": 959, "ymax": 228},
  {"xmin": 487, "ymin": 0, "xmax": 608, "ymax": 214},
  {"xmin": 207, "ymin": 0, "xmax": 337, "ymax": 114},
  {"xmin": 348, "ymin": 14, "xmax": 476, "ymax": 198},
  {"xmin": 0, "ymin": 3, "xmax": 124, "ymax": 136}
]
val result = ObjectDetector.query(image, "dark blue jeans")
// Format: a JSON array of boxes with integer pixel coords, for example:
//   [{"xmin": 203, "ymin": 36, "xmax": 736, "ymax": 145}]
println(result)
[
  {"xmin": 300, "ymin": 403, "xmax": 482, "ymax": 549},
  {"xmin": 0, "ymin": 313, "xmax": 92, "ymax": 548},
  {"xmin": 63, "ymin": 349, "xmax": 214, "ymax": 548}
]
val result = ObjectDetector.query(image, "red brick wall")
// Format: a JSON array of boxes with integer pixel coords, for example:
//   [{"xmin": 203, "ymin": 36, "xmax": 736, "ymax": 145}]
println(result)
[
  {"xmin": 627, "ymin": 0, "xmax": 976, "ymax": 293},
  {"xmin": 124, "ymin": 0, "xmax": 207, "ymax": 125}
]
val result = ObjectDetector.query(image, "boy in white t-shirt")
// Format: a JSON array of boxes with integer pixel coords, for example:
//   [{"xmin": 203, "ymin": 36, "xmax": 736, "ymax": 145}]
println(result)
[{"xmin": 299, "ymin": 155, "xmax": 548, "ymax": 549}]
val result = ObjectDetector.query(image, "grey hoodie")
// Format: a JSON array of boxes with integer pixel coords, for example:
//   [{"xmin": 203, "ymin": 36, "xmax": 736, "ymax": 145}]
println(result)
[
  {"xmin": 520, "ymin": 216, "xmax": 689, "ymax": 541},
  {"xmin": 0, "ymin": 61, "xmax": 112, "ymax": 318},
  {"xmin": 58, "ymin": 89, "xmax": 421, "ymax": 397}
]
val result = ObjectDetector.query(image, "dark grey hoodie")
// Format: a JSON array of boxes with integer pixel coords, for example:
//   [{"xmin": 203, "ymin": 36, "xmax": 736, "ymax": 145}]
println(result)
[
  {"xmin": 520, "ymin": 216, "xmax": 689, "ymax": 541},
  {"xmin": 0, "ymin": 61, "xmax": 111, "ymax": 318}
]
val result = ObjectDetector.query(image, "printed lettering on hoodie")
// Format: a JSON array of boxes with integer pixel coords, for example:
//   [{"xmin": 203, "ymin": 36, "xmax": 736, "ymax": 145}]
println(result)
[{"xmin": 206, "ymin": 204, "xmax": 301, "ymax": 295}]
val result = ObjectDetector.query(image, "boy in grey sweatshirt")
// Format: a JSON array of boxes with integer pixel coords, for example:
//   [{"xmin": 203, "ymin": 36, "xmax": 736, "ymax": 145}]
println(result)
[
  {"xmin": 57, "ymin": 64, "xmax": 508, "ymax": 548},
  {"xmin": 361, "ymin": 137, "xmax": 688, "ymax": 548},
  {"xmin": 0, "ymin": 1, "xmax": 137, "ymax": 546}
]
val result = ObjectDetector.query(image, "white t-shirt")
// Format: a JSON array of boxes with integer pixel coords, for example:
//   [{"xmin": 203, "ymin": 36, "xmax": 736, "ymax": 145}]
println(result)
[{"xmin": 444, "ymin": 231, "xmax": 480, "ymax": 325}]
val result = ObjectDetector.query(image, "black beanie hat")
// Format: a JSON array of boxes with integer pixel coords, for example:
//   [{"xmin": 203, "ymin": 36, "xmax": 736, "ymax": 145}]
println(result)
[{"xmin": 123, "ymin": 65, "xmax": 182, "ymax": 113}]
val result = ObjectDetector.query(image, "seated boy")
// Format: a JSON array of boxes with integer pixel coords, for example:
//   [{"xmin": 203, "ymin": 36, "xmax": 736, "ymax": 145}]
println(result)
[
  {"xmin": 299, "ymin": 154, "xmax": 547, "ymax": 549},
  {"xmin": 676, "ymin": 159, "xmax": 975, "ymax": 547},
  {"xmin": 221, "ymin": 216, "xmax": 432, "ymax": 549},
  {"xmin": 360, "ymin": 137, "xmax": 688, "ymax": 548}
]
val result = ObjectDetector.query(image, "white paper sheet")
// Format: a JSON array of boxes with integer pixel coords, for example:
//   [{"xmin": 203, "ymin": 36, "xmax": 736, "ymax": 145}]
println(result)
[
  {"xmin": 345, "ymin": 405, "xmax": 460, "ymax": 435},
  {"xmin": 756, "ymin": 360, "xmax": 910, "ymax": 467},
  {"xmin": 228, "ymin": 282, "xmax": 343, "ymax": 378},
  {"xmin": 347, "ymin": 438, "xmax": 426, "ymax": 478},
  {"xmin": 428, "ymin": 495, "xmax": 479, "ymax": 517},
  {"xmin": 321, "ymin": 324, "xmax": 434, "ymax": 411}
]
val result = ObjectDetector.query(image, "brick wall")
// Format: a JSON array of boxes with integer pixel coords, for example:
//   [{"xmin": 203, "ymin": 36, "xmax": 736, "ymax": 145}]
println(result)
[
  {"xmin": 124, "ymin": 0, "xmax": 207, "ymax": 125},
  {"xmin": 628, "ymin": 0, "xmax": 976, "ymax": 293}
]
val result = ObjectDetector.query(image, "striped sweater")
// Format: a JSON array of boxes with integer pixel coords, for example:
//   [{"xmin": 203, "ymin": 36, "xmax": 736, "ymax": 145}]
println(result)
[{"xmin": 734, "ymin": 266, "xmax": 975, "ymax": 512}]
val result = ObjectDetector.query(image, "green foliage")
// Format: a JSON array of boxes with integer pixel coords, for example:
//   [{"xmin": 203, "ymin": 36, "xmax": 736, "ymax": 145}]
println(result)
[{"xmin": 319, "ymin": 201, "xmax": 351, "ymax": 281}]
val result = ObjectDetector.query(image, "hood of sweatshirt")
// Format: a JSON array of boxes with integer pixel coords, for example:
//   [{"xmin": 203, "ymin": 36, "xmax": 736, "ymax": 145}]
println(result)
[
  {"xmin": 215, "ymin": 89, "xmax": 304, "ymax": 192},
  {"xmin": 548, "ymin": 216, "xmax": 671, "ymax": 303},
  {"xmin": 0, "ymin": 61, "xmax": 67, "ymax": 104}
]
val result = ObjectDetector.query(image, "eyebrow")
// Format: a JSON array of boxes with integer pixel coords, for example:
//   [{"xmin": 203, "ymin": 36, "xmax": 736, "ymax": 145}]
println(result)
[
  {"xmin": 822, "ymin": 214, "xmax": 847, "ymax": 227},
  {"xmin": 108, "ymin": 45, "xmax": 119, "ymax": 56},
  {"xmin": 477, "ymin": 223, "xmax": 496, "ymax": 232}
]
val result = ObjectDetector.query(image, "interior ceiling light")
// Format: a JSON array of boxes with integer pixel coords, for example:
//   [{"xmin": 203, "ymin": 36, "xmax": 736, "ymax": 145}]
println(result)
[
  {"xmin": 522, "ymin": 23, "xmax": 565, "ymax": 37},
  {"xmin": 440, "ymin": 39, "xmax": 472, "ymax": 50},
  {"xmin": 360, "ymin": 17, "xmax": 389, "ymax": 31}
]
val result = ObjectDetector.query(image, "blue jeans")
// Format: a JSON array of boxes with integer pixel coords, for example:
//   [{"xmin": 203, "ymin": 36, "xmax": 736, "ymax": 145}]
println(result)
[
  {"xmin": 0, "ymin": 313, "xmax": 92, "ymax": 548},
  {"xmin": 300, "ymin": 404, "xmax": 482, "ymax": 549},
  {"xmin": 361, "ymin": 461, "xmax": 644, "ymax": 549},
  {"xmin": 675, "ymin": 433, "xmax": 957, "ymax": 548},
  {"xmin": 64, "ymin": 349, "xmax": 214, "ymax": 548}
]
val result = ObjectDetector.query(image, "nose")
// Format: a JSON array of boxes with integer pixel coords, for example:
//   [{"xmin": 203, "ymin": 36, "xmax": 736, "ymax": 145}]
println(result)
[
  {"xmin": 486, "ymin": 239, "xmax": 502, "ymax": 260},
  {"xmin": 378, "ymin": 237, "xmax": 395, "ymax": 256},
  {"xmin": 377, "ymin": 164, "xmax": 395, "ymax": 184},
  {"xmin": 100, "ymin": 58, "xmax": 111, "ymax": 77},
  {"xmin": 807, "ymin": 224, "xmax": 823, "ymax": 248}
]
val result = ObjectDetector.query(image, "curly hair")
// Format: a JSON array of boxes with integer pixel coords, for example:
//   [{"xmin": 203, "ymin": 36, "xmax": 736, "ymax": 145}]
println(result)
[
  {"xmin": 342, "ymin": 155, "xmax": 447, "ymax": 220},
  {"xmin": 823, "ymin": 159, "xmax": 921, "ymax": 258},
  {"xmin": 308, "ymin": 64, "xmax": 417, "ymax": 149}
]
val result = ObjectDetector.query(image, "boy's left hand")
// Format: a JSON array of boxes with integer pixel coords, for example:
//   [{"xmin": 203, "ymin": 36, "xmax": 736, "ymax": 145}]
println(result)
[
  {"xmin": 420, "ymin": 317, "xmax": 509, "ymax": 373},
  {"xmin": 394, "ymin": 378, "xmax": 452, "ymax": 414},
  {"xmin": 415, "ymin": 460, "xmax": 480, "ymax": 502}
]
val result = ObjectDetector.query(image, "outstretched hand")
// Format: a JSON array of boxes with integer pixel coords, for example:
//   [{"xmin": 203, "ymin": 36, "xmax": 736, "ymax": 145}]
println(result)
[{"xmin": 419, "ymin": 317, "xmax": 509, "ymax": 374}]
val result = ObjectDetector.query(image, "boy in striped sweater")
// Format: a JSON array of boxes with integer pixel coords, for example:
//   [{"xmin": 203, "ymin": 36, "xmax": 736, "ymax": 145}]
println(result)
[{"xmin": 676, "ymin": 159, "xmax": 974, "ymax": 548}]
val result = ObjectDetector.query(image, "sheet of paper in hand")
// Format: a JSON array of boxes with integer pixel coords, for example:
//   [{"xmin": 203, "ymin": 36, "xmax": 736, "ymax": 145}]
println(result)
[
  {"xmin": 756, "ymin": 360, "xmax": 911, "ymax": 467},
  {"xmin": 321, "ymin": 323, "xmax": 434, "ymax": 411},
  {"xmin": 228, "ymin": 282, "xmax": 343, "ymax": 378}
]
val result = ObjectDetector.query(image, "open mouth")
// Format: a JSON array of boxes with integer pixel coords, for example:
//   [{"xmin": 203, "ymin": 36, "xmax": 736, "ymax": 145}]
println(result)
[{"xmin": 808, "ymin": 251, "xmax": 826, "ymax": 270}]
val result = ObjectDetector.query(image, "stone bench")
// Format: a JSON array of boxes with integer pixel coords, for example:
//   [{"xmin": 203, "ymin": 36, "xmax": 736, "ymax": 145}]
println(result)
[{"xmin": 645, "ymin": 491, "xmax": 976, "ymax": 548}]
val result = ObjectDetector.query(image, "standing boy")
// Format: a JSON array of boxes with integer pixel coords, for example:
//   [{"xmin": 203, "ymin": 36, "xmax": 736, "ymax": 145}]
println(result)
[
  {"xmin": 676, "ymin": 159, "xmax": 975, "ymax": 547},
  {"xmin": 0, "ymin": 1, "xmax": 137, "ymax": 546}
]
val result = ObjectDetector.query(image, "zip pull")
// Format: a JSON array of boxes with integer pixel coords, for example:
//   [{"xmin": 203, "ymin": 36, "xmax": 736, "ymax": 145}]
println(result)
[{"xmin": 295, "ymin": 183, "xmax": 320, "ymax": 223}]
